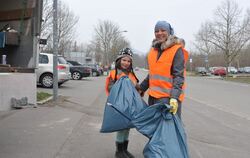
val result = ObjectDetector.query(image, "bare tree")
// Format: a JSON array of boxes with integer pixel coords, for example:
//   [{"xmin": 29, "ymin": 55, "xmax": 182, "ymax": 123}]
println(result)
[
  {"xmin": 92, "ymin": 20, "xmax": 130, "ymax": 65},
  {"xmin": 57, "ymin": 1, "xmax": 79, "ymax": 55},
  {"xmin": 40, "ymin": 0, "xmax": 79, "ymax": 55},
  {"xmin": 194, "ymin": 22, "xmax": 216, "ymax": 68},
  {"xmin": 110, "ymin": 37, "xmax": 130, "ymax": 62},
  {"xmin": 40, "ymin": 0, "xmax": 53, "ymax": 52},
  {"xmin": 194, "ymin": 0, "xmax": 250, "ymax": 72},
  {"xmin": 133, "ymin": 53, "xmax": 147, "ymax": 68},
  {"xmin": 194, "ymin": 22, "xmax": 214, "ymax": 55}
]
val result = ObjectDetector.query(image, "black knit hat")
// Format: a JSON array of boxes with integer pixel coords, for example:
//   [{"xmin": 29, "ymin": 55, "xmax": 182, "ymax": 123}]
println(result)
[{"xmin": 115, "ymin": 48, "xmax": 133, "ymax": 62}]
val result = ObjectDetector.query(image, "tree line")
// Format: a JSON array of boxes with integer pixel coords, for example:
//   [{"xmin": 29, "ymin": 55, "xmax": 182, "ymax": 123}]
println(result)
[
  {"xmin": 192, "ymin": 0, "xmax": 250, "ymax": 70},
  {"xmin": 40, "ymin": 0, "xmax": 249, "ymax": 69}
]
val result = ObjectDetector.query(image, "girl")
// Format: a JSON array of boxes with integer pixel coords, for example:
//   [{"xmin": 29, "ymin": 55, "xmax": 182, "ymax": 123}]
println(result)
[{"xmin": 105, "ymin": 48, "xmax": 139, "ymax": 158}]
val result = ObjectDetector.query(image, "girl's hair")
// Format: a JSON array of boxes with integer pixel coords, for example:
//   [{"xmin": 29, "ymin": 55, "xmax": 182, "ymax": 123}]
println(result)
[{"xmin": 114, "ymin": 58, "xmax": 139, "ymax": 83}]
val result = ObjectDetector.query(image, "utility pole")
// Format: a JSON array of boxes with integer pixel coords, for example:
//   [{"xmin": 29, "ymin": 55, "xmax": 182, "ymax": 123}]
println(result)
[{"xmin": 53, "ymin": 0, "xmax": 58, "ymax": 101}]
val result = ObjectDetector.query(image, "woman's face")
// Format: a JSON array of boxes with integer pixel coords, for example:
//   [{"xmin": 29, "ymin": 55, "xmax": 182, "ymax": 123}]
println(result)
[
  {"xmin": 155, "ymin": 29, "xmax": 168, "ymax": 43},
  {"xmin": 120, "ymin": 56, "xmax": 132, "ymax": 70}
]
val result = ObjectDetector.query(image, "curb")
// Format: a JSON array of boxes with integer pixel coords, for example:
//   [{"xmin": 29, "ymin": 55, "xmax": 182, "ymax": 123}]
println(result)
[{"xmin": 37, "ymin": 96, "xmax": 53, "ymax": 105}]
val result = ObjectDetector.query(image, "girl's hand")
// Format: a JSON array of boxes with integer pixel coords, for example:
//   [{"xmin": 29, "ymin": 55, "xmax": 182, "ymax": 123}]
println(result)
[
  {"xmin": 139, "ymin": 90, "xmax": 144, "ymax": 97},
  {"xmin": 135, "ymin": 84, "xmax": 144, "ymax": 97}
]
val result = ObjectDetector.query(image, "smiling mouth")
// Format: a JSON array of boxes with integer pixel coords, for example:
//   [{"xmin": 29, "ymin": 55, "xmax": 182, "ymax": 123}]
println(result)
[
  {"xmin": 157, "ymin": 35, "xmax": 165, "ymax": 39},
  {"xmin": 157, "ymin": 37, "xmax": 165, "ymax": 41}
]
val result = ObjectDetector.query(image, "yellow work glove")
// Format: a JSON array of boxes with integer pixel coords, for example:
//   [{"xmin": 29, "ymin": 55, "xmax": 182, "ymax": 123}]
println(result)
[{"xmin": 169, "ymin": 98, "xmax": 178, "ymax": 115}]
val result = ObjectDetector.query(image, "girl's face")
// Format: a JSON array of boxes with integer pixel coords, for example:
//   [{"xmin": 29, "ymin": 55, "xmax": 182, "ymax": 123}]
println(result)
[
  {"xmin": 155, "ymin": 29, "xmax": 168, "ymax": 43},
  {"xmin": 120, "ymin": 56, "xmax": 132, "ymax": 70}
]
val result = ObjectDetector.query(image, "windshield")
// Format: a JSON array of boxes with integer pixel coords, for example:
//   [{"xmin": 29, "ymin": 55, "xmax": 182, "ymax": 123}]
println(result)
[{"xmin": 58, "ymin": 56, "xmax": 67, "ymax": 64}]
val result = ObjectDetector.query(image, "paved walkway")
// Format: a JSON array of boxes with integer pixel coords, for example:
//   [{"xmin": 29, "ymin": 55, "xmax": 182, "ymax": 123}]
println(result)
[{"xmin": 0, "ymin": 101, "xmax": 82, "ymax": 158}]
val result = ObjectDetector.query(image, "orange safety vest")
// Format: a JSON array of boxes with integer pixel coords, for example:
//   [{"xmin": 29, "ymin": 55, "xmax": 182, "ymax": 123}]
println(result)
[
  {"xmin": 147, "ymin": 44, "xmax": 188, "ymax": 102},
  {"xmin": 105, "ymin": 69, "xmax": 138, "ymax": 96}
]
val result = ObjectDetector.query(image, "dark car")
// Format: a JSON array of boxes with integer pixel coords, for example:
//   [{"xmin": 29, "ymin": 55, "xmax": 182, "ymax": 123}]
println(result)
[
  {"xmin": 195, "ymin": 67, "xmax": 207, "ymax": 76},
  {"xmin": 67, "ymin": 60, "xmax": 92, "ymax": 80},
  {"xmin": 83, "ymin": 64, "xmax": 103, "ymax": 76}
]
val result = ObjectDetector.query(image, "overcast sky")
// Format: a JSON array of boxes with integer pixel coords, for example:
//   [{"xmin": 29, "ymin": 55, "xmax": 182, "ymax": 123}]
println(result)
[{"xmin": 62, "ymin": 0, "xmax": 250, "ymax": 54}]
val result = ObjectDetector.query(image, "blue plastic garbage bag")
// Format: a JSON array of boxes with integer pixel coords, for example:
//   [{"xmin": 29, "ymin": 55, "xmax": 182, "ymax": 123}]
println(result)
[
  {"xmin": 133, "ymin": 103, "xmax": 189, "ymax": 158},
  {"xmin": 100, "ymin": 76, "xmax": 146, "ymax": 132},
  {"xmin": 100, "ymin": 76, "xmax": 189, "ymax": 158}
]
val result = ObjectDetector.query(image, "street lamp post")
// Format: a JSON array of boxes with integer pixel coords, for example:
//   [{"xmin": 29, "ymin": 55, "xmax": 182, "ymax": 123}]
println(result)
[{"xmin": 53, "ymin": 0, "xmax": 58, "ymax": 101}]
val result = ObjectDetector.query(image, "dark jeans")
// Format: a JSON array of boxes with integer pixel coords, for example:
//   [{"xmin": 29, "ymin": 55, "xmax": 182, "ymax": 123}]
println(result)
[{"xmin": 148, "ymin": 96, "xmax": 182, "ymax": 119}]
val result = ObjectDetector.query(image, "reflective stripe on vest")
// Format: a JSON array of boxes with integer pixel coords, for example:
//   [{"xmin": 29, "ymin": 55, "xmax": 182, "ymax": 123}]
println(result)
[
  {"xmin": 150, "ymin": 86, "xmax": 171, "ymax": 94},
  {"xmin": 149, "ymin": 74, "xmax": 173, "ymax": 83},
  {"xmin": 149, "ymin": 86, "xmax": 184, "ymax": 95}
]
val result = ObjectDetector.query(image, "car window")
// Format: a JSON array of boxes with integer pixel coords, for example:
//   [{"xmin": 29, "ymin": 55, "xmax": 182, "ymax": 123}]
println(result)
[
  {"xmin": 67, "ymin": 60, "xmax": 82, "ymax": 66},
  {"xmin": 73, "ymin": 61, "xmax": 81, "ymax": 65},
  {"xmin": 87, "ymin": 64, "xmax": 98, "ymax": 69},
  {"xmin": 67, "ymin": 62, "xmax": 73, "ymax": 66},
  {"xmin": 39, "ymin": 54, "xmax": 49, "ymax": 64},
  {"xmin": 58, "ymin": 56, "xmax": 67, "ymax": 64}
]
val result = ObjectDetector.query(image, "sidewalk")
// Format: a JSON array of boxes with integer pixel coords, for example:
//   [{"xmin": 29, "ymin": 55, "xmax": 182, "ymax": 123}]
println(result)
[{"xmin": 0, "ymin": 101, "xmax": 82, "ymax": 158}]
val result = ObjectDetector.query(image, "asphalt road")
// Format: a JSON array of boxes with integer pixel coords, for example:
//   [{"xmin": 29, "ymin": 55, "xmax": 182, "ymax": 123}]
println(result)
[{"xmin": 38, "ymin": 70, "xmax": 250, "ymax": 158}]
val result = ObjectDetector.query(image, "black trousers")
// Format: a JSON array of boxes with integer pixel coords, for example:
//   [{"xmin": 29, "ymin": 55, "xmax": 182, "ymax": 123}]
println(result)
[{"xmin": 148, "ymin": 96, "xmax": 182, "ymax": 119}]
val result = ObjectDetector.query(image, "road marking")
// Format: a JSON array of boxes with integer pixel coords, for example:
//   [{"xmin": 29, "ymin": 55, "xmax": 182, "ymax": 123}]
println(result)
[
  {"xmin": 38, "ymin": 118, "xmax": 71, "ymax": 127},
  {"xmin": 220, "ymin": 80, "xmax": 250, "ymax": 87},
  {"xmin": 186, "ymin": 96, "xmax": 250, "ymax": 121},
  {"xmin": 87, "ymin": 122, "xmax": 101, "ymax": 130}
]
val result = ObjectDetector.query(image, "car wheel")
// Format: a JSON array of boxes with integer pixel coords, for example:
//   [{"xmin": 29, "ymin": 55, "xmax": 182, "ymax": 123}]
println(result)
[
  {"xmin": 92, "ymin": 72, "xmax": 97, "ymax": 77},
  {"xmin": 40, "ymin": 73, "xmax": 53, "ymax": 88},
  {"xmin": 72, "ymin": 71, "xmax": 82, "ymax": 80},
  {"xmin": 58, "ymin": 83, "xmax": 63, "ymax": 87}
]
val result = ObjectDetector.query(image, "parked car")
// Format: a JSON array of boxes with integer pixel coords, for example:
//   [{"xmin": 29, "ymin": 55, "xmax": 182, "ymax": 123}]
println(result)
[
  {"xmin": 37, "ymin": 53, "xmax": 71, "ymax": 88},
  {"xmin": 213, "ymin": 67, "xmax": 227, "ymax": 76},
  {"xmin": 83, "ymin": 64, "xmax": 103, "ymax": 76},
  {"xmin": 209, "ymin": 67, "xmax": 217, "ymax": 74},
  {"xmin": 195, "ymin": 67, "xmax": 207, "ymax": 76},
  {"xmin": 227, "ymin": 66, "xmax": 238, "ymax": 74},
  {"xmin": 243, "ymin": 67, "xmax": 250, "ymax": 73},
  {"xmin": 238, "ymin": 67, "xmax": 245, "ymax": 73},
  {"xmin": 66, "ymin": 60, "xmax": 92, "ymax": 80}
]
